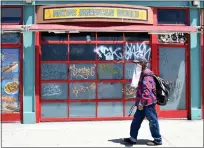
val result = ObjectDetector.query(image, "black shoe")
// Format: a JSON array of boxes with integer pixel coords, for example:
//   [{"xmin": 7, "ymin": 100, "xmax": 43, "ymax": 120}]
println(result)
[
  {"xmin": 147, "ymin": 140, "xmax": 162, "ymax": 146},
  {"xmin": 123, "ymin": 138, "xmax": 136, "ymax": 145}
]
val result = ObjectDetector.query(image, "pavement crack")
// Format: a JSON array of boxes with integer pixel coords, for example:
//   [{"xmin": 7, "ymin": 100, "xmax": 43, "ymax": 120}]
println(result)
[{"xmin": 161, "ymin": 135, "xmax": 175, "ymax": 147}]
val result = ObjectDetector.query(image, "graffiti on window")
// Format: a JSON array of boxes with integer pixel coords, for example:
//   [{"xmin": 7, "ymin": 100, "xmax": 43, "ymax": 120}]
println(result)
[
  {"xmin": 94, "ymin": 42, "xmax": 151, "ymax": 62},
  {"xmin": 70, "ymin": 64, "xmax": 96, "ymax": 80},
  {"xmin": 70, "ymin": 83, "xmax": 96, "ymax": 99},
  {"xmin": 95, "ymin": 44, "xmax": 123, "ymax": 60},
  {"xmin": 41, "ymin": 64, "xmax": 68, "ymax": 80},
  {"xmin": 158, "ymin": 33, "xmax": 187, "ymax": 43},
  {"xmin": 98, "ymin": 64, "xmax": 123, "ymax": 79},
  {"xmin": 123, "ymin": 83, "xmax": 136, "ymax": 99},
  {"xmin": 125, "ymin": 42, "xmax": 151, "ymax": 61},
  {"xmin": 159, "ymin": 48, "xmax": 186, "ymax": 110},
  {"xmin": 41, "ymin": 83, "xmax": 68, "ymax": 100}
]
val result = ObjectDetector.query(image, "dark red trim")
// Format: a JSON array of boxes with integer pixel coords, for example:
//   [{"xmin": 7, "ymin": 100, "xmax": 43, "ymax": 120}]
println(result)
[
  {"xmin": 40, "ymin": 117, "xmax": 133, "ymax": 122},
  {"xmin": 159, "ymin": 110, "xmax": 187, "ymax": 118},
  {"xmin": 1, "ymin": 113, "xmax": 20, "ymax": 122},
  {"xmin": 95, "ymin": 33, "xmax": 98, "ymax": 118},
  {"xmin": 35, "ymin": 32, "xmax": 40, "ymax": 123},
  {"xmin": 186, "ymin": 34, "xmax": 191, "ymax": 120},
  {"xmin": 152, "ymin": 8, "xmax": 160, "ymax": 113}
]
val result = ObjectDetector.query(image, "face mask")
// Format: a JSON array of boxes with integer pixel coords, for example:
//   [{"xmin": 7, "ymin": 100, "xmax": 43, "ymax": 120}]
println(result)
[{"xmin": 130, "ymin": 64, "xmax": 142, "ymax": 88}]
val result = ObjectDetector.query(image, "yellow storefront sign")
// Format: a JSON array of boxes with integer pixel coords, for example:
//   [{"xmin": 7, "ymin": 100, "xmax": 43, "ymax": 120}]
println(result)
[{"xmin": 44, "ymin": 7, "xmax": 148, "ymax": 21}]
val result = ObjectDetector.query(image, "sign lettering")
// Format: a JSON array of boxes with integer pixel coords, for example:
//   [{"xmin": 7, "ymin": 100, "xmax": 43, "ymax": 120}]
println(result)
[{"xmin": 44, "ymin": 7, "xmax": 148, "ymax": 21}]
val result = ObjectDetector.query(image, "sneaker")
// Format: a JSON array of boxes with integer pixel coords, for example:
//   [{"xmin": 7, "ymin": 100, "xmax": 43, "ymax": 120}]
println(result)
[
  {"xmin": 147, "ymin": 140, "xmax": 162, "ymax": 146},
  {"xmin": 123, "ymin": 138, "xmax": 136, "ymax": 145}
]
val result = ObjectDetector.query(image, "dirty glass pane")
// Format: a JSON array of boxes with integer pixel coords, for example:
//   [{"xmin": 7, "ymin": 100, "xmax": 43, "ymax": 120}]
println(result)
[
  {"xmin": 97, "ymin": 44, "xmax": 123, "ymax": 60},
  {"xmin": 70, "ymin": 32, "xmax": 96, "ymax": 41},
  {"xmin": 159, "ymin": 47, "xmax": 186, "ymax": 110},
  {"xmin": 1, "ymin": 33, "xmax": 21, "ymax": 43},
  {"xmin": 69, "ymin": 64, "xmax": 96, "ymax": 80},
  {"xmin": 41, "ymin": 64, "xmax": 68, "ymax": 80},
  {"xmin": 124, "ymin": 32, "xmax": 150, "ymax": 41},
  {"xmin": 97, "ymin": 32, "xmax": 123, "ymax": 41},
  {"xmin": 70, "ymin": 83, "xmax": 96, "ymax": 99},
  {"xmin": 41, "ymin": 103, "xmax": 68, "ymax": 118},
  {"xmin": 41, "ymin": 32, "xmax": 68, "ymax": 41},
  {"xmin": 41, "ymin": 83, "xmax": 68, "ymax": 100},
  {"xmin": 98, "ymin": 83, "xmax": 123, "ymax": 99},
  {"xmin": 70, "ymin": 103, "xmax": 96, "ymax": 117},
  {"xmin": 98, "ymin": 63, "xmax": 123, "ymax": 80},
  {"xmin": 125, "ymin": 63, "xmax": 135, "ymax": 79},
  {"xmin": 41, "ymin": 44, "xmax": 68, "ymax": 61},
  {"xmin": 69, "ymin": 44, "xmax": 96, "ymax": 61},
  {"xmin": 157, "ymin": 9, "xmax": 187, "ymax": 24},
  {"xmin": 98, "ymin": 102, "xmax": 123, "ymax": 117}
]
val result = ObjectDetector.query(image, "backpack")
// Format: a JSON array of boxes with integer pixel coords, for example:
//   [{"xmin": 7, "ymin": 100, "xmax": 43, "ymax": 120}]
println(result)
[{"xmin": 142, "ymin": 74, "xmax": 171, "ymax": 106}]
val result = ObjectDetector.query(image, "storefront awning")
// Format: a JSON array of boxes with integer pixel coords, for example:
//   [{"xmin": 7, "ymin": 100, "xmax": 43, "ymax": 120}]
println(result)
[
  {"xmin": 1, "ymin": 25, "xmax": 30, "ymax": 33},
  {"xmin": 1, "ymin": 24, "xmax": 199, "ymax": 33},
  {"xmin": 29, "ymin": 24, "xmax": 197, "ymax": 33}
]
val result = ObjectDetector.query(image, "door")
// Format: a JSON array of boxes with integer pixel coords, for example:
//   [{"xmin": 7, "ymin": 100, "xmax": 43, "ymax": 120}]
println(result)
[
  {"xmin": 157, "ymin": 46, "xmax": 189, "ymax": 118},
  {"xmin": 36, "ymin": 31, "xmax": 152, "ymax": 122}
]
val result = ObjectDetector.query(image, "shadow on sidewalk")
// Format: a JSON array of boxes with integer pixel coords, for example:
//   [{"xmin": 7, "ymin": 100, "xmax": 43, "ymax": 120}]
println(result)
[{"xmin": 108, "ymin": 138, "xmax": 151, "ymax": 147}]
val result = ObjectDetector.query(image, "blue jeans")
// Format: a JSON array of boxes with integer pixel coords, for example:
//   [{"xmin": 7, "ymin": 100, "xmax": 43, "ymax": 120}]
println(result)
[{"xmin": 130, "ymin": 103, "xmax": 162, "ymax": 144}]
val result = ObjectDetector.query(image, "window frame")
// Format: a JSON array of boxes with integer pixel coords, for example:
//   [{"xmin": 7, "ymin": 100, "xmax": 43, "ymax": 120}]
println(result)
[
  {"xmin": 36, "ymin": 31, "xmax": 152, "ymax": 122},
  {"xmin": 152, "ymin": 7, "xmax": 190, "ymax": 118},
  {"xmin": 1, "ymin": 5, "xmax": 23, "ymax": 123},
  {"xmin": 155, "ymin": 7, "xmax": 190, "ymax": 26},
  {"xmin": 1, "ymin": 6, "xmax": 23, "ymax": 25}
]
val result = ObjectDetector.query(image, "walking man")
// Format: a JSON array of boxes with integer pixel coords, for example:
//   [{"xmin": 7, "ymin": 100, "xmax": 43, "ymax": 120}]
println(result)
[{"xmin": 124, "ymin": 56, "xmax": 162, "ymax": 146}]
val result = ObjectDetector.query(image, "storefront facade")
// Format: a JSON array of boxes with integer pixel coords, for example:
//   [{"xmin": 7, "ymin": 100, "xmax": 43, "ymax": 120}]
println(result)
[{"xmin": 1, "ymin": 1, "xmax": 203, "ymax": 124}]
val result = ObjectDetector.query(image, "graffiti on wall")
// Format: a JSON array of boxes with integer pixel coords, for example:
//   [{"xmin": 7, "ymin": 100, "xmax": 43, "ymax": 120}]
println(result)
[{"xmin": 158, "ymin": 33, "xmax": 187, "ymax": 44}]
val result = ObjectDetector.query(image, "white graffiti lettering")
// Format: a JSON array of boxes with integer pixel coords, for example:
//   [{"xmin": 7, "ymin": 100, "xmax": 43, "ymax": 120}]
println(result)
[
  {"xmin": 42, "ymin": 84, "xmax": 62, "ymax": 96},
  {"xmin": 94, "ymin": 42, "xmax": 151, "ymax": 63},
  {"xmin": 125, "ymin": 42, "xmax": 151, "ymax": 61},
  {"xmin": 94, "ymin": 45, "xmax": 123, "ymax": 60}
]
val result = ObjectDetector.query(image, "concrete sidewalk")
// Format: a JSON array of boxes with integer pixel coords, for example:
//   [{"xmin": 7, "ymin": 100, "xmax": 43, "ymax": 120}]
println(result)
[{"xmin": 2, "ymin": 120, "xmax": 203, "ymax": 147}]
